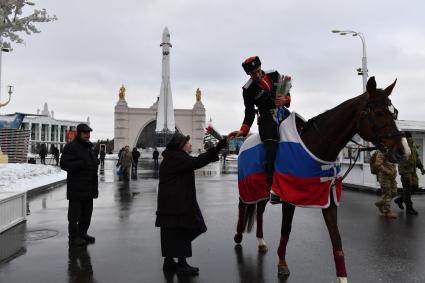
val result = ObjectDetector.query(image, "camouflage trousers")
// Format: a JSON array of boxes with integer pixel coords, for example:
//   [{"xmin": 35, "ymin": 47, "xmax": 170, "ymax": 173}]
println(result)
[
  {"xmin": 400, "ymin": 173, "xmax": 418, "ymax": 206},
  {"xmin": 377, "ymin": 175, "xmax": 397, "ymax": 213}
]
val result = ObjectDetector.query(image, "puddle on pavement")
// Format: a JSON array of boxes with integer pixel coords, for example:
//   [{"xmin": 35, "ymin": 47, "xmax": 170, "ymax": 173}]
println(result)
[{"xmin": 25, "ymin": 229, "xmax": 58, "ymax": 241}]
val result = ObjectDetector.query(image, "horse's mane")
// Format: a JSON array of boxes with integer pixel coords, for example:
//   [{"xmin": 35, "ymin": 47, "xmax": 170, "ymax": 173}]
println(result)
[{"xmin": 301, "ymin": 93, "xmax": 365, "ymax": 132}]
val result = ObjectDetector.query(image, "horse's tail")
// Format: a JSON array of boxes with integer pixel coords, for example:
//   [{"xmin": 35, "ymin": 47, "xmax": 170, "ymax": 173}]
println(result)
[{"xmin": 243, "ymin": 203, "xmax": 257, "ymax": 233}]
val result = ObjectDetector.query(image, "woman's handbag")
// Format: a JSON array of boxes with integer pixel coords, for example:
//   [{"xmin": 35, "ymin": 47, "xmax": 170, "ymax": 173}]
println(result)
[{"xmin": 116, "ymin": 165, "xmax": 123, "ymax": 176}]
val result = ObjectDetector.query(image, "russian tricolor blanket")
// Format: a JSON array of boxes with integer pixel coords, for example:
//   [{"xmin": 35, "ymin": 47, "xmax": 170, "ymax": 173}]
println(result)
[{"xmin": 238, "ymin": 112, "xmax": 342, "ymax": 208}]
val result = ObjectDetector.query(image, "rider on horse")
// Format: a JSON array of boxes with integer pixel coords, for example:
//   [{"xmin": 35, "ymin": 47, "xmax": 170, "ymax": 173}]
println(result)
[{"xmin": 232, "ymin": 56, "xmax": 292, "ymax": 189}]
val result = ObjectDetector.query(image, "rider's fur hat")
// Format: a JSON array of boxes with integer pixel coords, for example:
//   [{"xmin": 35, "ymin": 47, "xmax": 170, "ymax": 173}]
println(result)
[{"xmin": 242, "ymin": 56, "xmax": 261, "ymax": 74}]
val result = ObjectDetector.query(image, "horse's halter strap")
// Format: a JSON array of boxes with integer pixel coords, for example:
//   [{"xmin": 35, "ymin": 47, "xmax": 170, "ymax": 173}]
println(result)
[{"xmin": 356, "ymin": 94, "xmax": 403, "ymax": 155}]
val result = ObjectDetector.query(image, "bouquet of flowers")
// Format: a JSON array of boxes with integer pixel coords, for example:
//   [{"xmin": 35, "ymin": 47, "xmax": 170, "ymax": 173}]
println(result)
[
  {"xmin": 206, "ymin": 125, "xmax": 223, "ymax": 141},
  {"xmin": 276, "ymin": 75, "xmax": 292, "ymax": 97},
  {"xmin": 274, "ymin": 75, "xmax": 292, "ymax": 124}
]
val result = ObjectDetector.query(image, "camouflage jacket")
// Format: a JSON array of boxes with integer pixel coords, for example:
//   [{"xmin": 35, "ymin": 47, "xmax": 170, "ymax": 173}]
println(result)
[{"xmin": 398, "ymin": 139, "xmax": 424, "ymax": 175}]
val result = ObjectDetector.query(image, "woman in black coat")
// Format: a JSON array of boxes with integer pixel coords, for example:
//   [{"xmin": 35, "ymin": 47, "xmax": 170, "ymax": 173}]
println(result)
[{"xmin": 155, "ymin": 133, "xmax": 227, "ymax": 276}]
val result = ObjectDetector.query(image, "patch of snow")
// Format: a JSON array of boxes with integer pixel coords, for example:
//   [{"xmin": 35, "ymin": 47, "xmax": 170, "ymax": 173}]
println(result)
[{"xmin": 0, "ymin": 164, "xmax": 66, "ymax": 193}]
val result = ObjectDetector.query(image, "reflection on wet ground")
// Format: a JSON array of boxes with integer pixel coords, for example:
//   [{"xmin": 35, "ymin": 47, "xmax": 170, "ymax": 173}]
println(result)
[{"xmin": 1, "ymin": 159, "xmax": 425, "ymax": 282}]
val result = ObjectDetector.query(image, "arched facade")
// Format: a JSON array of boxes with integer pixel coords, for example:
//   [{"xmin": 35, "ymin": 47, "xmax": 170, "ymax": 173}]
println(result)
[
  {"xmin": 135, "ymin": 120, "xmax": 180, "ymax": 149},
  {"xmin": 114, "ymin": 91, "xmax": 206, "ymax": 153}
]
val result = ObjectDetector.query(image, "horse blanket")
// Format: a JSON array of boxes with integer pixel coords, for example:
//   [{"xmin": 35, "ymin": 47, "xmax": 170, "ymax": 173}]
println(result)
[{"xmin": 238, "ymin": 112, "xmax": 342, "ymax": 208}]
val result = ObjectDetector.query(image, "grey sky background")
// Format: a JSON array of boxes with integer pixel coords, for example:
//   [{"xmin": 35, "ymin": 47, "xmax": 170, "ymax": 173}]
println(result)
[{"xmin": 2, "ymin": 0, "xmax": 425, "ymax": 141}]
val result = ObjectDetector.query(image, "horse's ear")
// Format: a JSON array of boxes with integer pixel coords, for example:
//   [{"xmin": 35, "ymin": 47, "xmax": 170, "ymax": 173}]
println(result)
[
  {"xmin": 384, "ymin": 79, "xmax": 397, "ymax": 96},
  {"xmin": 366, "ymin": 76, "xmax": 377, "ymax": 93}
]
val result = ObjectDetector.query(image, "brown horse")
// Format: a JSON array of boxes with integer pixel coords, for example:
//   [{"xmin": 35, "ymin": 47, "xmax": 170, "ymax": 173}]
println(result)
[{"xmin": 234, "ymin": 77, "xmax": 410, "ymax": 283}]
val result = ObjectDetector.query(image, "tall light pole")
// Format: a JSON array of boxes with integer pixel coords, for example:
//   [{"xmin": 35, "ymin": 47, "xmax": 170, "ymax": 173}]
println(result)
[{"xmin": 332, "ymin": 30, "xmax": 368, "ymax": 92}]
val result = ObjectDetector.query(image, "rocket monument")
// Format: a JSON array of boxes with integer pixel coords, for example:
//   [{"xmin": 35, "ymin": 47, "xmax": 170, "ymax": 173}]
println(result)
[{"xmin": 155, "ymin": 27, "xmax": 175, "ymax": 134}]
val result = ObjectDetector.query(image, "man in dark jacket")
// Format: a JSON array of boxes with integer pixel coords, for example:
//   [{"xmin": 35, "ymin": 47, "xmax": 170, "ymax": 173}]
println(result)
[
  {"xmin": 99, "ymin": 149, "xmax": 106, "ymax": 168},
  {"xmin": 39, "ymin": 144, "xmax": 47, "ymax": 165},
  {"xmin": 131, "ymin": 147, "xmax": 141, "ymax": 176},
  {"xmin": 231, "ymin": 56, "xmax": 292, "ymax": 190},
  {"xmin": 153, "ymin": 148, "xmax": 159, "ymax": 170},
  {"xmin": 60, "ymin": 123, "xmax": 99, "ymax": 246},
  {"xmin": 156, "ymin": 132, "xmax": 227, "ymax": 276},
  {"xmin": 50, "ymin": 145, "xmax": 60, "ymax": 166}
]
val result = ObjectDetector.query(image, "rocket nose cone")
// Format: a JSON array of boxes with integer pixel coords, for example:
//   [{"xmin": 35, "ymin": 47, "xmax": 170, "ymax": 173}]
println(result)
[{"xmin": 162, "ymin": 27, "xmax": 170, "ymax": 42}]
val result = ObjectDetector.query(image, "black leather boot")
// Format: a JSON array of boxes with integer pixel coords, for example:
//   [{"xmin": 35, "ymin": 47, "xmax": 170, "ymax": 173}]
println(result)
[
  {"xmin": 68, "ymin": 237, "xmax": 87, "ymax": 247},
  {"xmin": 163, "ymin": 257, "xmax": 177, "ymax": 272},
  {"xmin": 80, "ymin": 234, "xmax": 95, "ymax": 243},
  {"xmin": 394, "ymin": 197, "xmax": 404, "ymax": 210},
  {"xmin": 406, "ymin": 205, "xmax": 418, "ymax": 215},
  {"xmin": 177, "ymin": 259, "xmax": 199, "ymax": 276}
]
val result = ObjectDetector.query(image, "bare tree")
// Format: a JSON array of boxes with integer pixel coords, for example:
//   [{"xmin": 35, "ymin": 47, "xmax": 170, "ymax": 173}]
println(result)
[{"xmin": 0, "ymin": 0, "xmax": 57, "ymax": 49}]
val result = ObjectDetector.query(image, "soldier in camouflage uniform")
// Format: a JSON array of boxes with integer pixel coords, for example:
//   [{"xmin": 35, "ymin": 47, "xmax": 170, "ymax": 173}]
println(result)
[
  {"xmin": 373, "ymin": 150, "xmax": 398, "ymax": 218},
  {"xmin": 394, "ymin": 132, "xmax": 425, "ymax": 215}
]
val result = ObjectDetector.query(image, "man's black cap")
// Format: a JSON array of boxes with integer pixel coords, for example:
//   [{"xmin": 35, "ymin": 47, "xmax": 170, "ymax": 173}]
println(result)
[{"xmin": 77, "ymin": 123, "xmax": 92, "ymax": 133}]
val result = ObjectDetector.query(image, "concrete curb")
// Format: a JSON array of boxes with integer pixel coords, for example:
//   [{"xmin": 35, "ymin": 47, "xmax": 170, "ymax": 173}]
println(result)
[
  {"xmin": 343, "ymin": 185, "xmax": 425, "ymax": 195},
  {"xmin": 26, "ymin": 179, "xmax": 66, "ymax": 199}
]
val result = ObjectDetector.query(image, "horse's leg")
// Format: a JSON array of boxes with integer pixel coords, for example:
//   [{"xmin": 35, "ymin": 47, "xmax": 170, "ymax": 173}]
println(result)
[
  {"xmin": 322, "ymin": 202, "xmax": 348, "ymax": 283},
  {"xmin": 256, "ymin": 199, "xmax": 268, "ymax": 252},
  {"xmin": 277, "ymin": 202, "xmax": 295, "ymax": 276},
  {"xmin": 234, "ymin": 199, "xmax": 246, "ymax": 244}
]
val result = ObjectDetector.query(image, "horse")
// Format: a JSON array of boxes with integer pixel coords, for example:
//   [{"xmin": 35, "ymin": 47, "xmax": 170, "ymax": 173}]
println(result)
[{"xmin": 234, "ymin": 77, "xmax": 410, "ymax": 283}]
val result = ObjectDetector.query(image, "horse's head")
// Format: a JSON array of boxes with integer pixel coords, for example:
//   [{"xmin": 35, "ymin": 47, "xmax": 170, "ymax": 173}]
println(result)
[{"xmin": 356, "ymin": 76, "xmax": 411, "ymax": 163}]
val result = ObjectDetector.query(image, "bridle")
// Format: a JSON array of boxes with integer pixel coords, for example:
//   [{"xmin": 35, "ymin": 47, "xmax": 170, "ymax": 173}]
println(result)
[{"xmin": 356, "ymin": 94, "xmax": 404, "ymax": 156}]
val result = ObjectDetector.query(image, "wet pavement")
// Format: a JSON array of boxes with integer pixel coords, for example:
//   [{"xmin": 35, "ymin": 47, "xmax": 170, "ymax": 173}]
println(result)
[{"xmin": 0, "ymin": 159, "xmax": 425, "ymax": 283}]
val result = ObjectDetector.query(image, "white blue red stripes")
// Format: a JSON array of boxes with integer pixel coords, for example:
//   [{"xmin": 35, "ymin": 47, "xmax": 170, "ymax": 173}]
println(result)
[{"xmin": 237, "ymin": 112, "xmax": 342, "ymax": 208}]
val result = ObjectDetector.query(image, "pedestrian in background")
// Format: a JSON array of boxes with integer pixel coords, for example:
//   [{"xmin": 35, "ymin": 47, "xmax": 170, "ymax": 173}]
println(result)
[
  {"xmin": 155, "ymin": 133, "xmax": 228, "ymax": 276},
  {"xmin": 394, "ymin": 132, "xmax": 425, "ymax": 215},
  {"xmin": 132, "ymin": 147, "xmax": 141, "ymax": 176},
  {"xmin": 117, "ymin": 145, "xmax": 132, "ymax": 181},
  {"xmin": 39, "ymin": 144, "xmax": 47, "ymax": 165},
  {"xmin": 51, "ymin": 145, "xmax": 60, "ymax": 166},
  {"xmin": 60, "ymin": 123, "xmax": 99, "ymax": 246},
  {"xmin": 222, "ymin": 150, "xmax": 227, "ymax": 168},
  {"xmin": 371, "ymin": 150, "xmax": 398, "ymax": 219},
  {"xmin": 99, "ymin": 148, "xmax": 106, "ymax": 168},
  {"xmin": 153, "ymin": 148, "xmax": 159, "ymax": 170}
]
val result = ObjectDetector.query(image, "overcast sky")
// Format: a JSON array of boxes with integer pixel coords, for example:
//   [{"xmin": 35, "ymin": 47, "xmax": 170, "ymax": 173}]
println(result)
[{"xmin": 2, "ymin": 0, "xmax": 425, "ymax": 141}]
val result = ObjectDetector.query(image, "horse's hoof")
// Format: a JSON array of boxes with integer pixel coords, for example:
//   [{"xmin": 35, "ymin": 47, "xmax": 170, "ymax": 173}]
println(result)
[
  {"xmin": 277, "ymin": 261, "xmax": 290, "ymax": 276},
  {"xmin": 258, "ymin": 244, "xmax": 268, "ymax": 253},
  {"xmin": 234, "ymin": 233, "xmax": 243, "ymax": 244},
  {"xmin": 337, "ymin": 277, "xmax": 348, "ymax": 283}
]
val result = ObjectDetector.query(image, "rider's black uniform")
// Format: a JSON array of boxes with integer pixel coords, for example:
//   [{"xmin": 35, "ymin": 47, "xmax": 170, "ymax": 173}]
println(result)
[{"xmin": 241, "ymin": 70, "xmax": 291, "ymax": 188}]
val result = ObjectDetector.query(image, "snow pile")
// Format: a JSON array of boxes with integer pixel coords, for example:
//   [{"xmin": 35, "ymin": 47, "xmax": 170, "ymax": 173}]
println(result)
[{"xmin": 0, "ymin": 164, "xmax": 66, "ymax": 193}]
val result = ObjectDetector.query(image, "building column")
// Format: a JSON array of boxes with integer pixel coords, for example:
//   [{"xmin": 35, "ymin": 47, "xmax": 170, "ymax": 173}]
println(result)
[
  {"xmin": 28, "ymin": 122, "xmax": 32, "ymax": 153},
  {"xmin": 38, "ymin": 123, "xmax": 42, "ymax": 142}
]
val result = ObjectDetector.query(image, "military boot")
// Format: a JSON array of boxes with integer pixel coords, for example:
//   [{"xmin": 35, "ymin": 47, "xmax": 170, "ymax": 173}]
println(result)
[
  {"xmin": 406, "ymin": 205, "xmax": 419, "ymax": 215},
  {"xmin": 374, "ymin": 201, "xmax": 384, "ymax": 214},
  {"xmin": 394, "ymin": 197, "xmax": 404, "ymax": 210}
]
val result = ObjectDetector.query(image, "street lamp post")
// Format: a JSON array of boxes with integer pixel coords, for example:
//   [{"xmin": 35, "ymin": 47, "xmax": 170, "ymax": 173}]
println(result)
[{"xmin": 332, "ymin": 30, "xmax": 368, "ymax": 92}]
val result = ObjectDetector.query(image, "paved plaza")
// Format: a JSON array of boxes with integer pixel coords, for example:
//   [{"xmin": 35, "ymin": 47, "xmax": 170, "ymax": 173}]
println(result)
[{"xmin": 0, "ymin": 159, "xmax": 425, "ymax": 283}]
